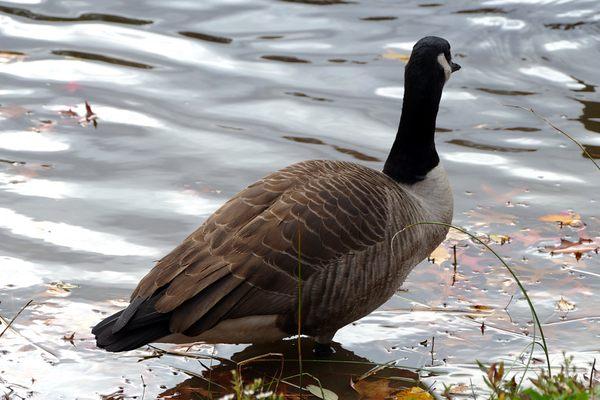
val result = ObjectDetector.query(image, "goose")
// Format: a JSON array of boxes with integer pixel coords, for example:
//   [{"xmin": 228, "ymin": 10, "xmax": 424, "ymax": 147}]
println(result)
[{"xmin": 93, "ymin": 36, "xmax": 461, "ymax": 354}]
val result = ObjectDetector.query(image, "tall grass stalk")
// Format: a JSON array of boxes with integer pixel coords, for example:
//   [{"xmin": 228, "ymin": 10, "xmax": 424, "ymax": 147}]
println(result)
[
  {"xmin": 392, "ymin": 222, "xmax": 551, "ymax": 376},
  {"xmin": 507, "ymin": 105, "xmax": 600, "ymax": 171},
  {"xmin": 297, "ymin": 228, "xmax": 304, "ymax": 397}
]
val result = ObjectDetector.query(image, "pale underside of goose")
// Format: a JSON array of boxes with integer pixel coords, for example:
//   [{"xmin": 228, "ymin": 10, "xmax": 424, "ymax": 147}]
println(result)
[{"xmin": 93, "ymin": 36, "xmax": 460, "ymax": 352}]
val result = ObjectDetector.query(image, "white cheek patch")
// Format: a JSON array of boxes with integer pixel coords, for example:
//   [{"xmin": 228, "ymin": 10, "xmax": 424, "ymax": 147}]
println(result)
[{"xmin": 437, "ymin": 53, "xmax": 452, "ymax": 82}]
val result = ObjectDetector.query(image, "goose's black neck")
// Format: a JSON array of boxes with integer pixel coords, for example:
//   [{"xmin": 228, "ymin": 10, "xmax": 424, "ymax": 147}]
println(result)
[{"xmin": 383, "ymin": 64, "xmax": 444, "ymax": 184}]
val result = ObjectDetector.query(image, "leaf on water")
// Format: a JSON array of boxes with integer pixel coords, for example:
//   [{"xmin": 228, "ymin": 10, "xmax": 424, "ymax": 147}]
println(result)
[
  {"xmin": 0, "ymin": 51, "xmax": 26, "ymax": 63},
  {"xmin": 62, "ymin": 332, "xmax": 76, "ymax": 346},
  {"xmin": 59, "ymin": 108, "xmax": 79, "ymax": 118},
  {"xmin": 46, "ymin": 281, "xmax": 79, "ymax": 297},
  {"xmin": 30, "ymin": 119, "xmax": 56, "ymax": 133},
  {"xmin": 351, "ymin": 378, "xmax": 395, "ymax": 400},
  {"xmin": 306, "ymin": 384, "xmax": 338, "ymax": 400},
  {"xmin": 556, "ymin": 297, "xmax": 575, "ymax": 312},
  {"xmin": 469, "ymin": 304, "xmax": 494, "ymax": 311},
  {"xmin": 539, "ymin": 212, "xmax": 583, "ymax": 227},
  {"xmin": 542, "ymin": 237, "xmax": 599, "ymax": 260},
  {"xmin": 82, "ymin": 100, "xmax": 98, "ymax": 128},
  {"xmin": 394, "ymin": 387, "xmax": 433, "ymax": 400},
  {"xmin": 382, "ymin": 50, "xmax": 410, "ymax": 63},
  {"xmin": 489, "ymin": 234, "xmax": 510, "ymax": 245},
  {"xmin": 428, "ymin": 245, "xmax": 450, "ymax": 265}
]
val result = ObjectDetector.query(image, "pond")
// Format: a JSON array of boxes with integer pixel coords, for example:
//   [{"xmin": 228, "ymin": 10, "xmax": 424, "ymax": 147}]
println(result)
[{"xmin": 0, "ymin": 0, "xmax": 599, "ymax": 398}]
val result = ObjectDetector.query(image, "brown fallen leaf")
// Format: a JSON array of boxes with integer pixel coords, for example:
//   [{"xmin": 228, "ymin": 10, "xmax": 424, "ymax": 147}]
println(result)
[
  {"xmin": 82, "ymin": 100, "xmax": 98, "ymax": 128},
  {"xmin": 351, "ymin": 378, "xmax": 395, "ymax": 400},
  {"xmin": 542, "ymin": 237, "xmax": 599, "ymax": 260},
  {"xmin": 395, "ymin": 387, "xmax": 433, "ymax": 400},
  {"xmin": 62, "ymin": 332, "xmax": 76, "ymax": 346},
  {"xmin": 556, "ymin": 297, "xmax": 575, "ymax": 312},
  {"xmin": 59, "ymin": 108, "xmax": 79, "ymax": 118}
]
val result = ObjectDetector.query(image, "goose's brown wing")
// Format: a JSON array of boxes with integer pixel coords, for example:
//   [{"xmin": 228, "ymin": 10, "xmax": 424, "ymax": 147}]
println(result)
[{"xmin": 124, "ymin": 161, "xmax": 394, "ymax": 336}]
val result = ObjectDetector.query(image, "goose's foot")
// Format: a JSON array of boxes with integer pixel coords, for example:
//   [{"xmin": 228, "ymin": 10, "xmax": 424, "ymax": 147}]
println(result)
[
  {"xmin": 312, "ymin": 333, "xmax": 335, "ymax": 357},
  {"xmin": 313, "ymin": 342, "xmax": 334, "ymax": 357}
]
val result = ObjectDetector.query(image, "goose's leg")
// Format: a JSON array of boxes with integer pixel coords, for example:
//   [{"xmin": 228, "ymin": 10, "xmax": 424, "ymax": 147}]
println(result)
[{"xmin": 312, "ymin": 333, "xmax": 335, "ymax": 357}]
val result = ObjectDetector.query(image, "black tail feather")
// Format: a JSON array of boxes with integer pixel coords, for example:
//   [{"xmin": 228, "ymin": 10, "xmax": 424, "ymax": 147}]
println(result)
[{"xmin": 93, "ymin": 310, "xmax": 171, "ymax": 352}]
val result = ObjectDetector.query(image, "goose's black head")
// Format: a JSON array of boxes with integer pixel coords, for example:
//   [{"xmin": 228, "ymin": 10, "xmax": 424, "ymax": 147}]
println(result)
[
  {"xmin": 405, "ymin": 36, "xmax": 461, "ymax": 90},
  {"xmin": 383, "ymin": 36, "xmax": 461, "ymax": 185}
]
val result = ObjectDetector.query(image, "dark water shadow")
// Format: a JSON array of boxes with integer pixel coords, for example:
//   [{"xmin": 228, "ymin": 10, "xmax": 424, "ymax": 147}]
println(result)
[
  {"xmin": 360, "ymin": 16, "xmax": 397, "ymax": 21},
  {"xmin": 447, "ymin": 139, "xmax": 537, "ymax": 153},
  {"xmin": 279, "ymin": 0, "xmax": 353, "ymax": 5},
  {"xmin": 476, "ymin": 88, "xmax": 537, "ymax": 96},
  {"xmin": 179, "ymin": 31, "xmax": 233, "ymax": 44},
  {"xmin": 262, "ymin": 55, "xmax": 311, "ymax": 63},
  {"xmin": 282, "ymin": 136, "xmax": 381, "ymax": 161},
  {"xmin": 574, "ymin": 99, "xmax": 600, "ymax": 134},
  {"xmin": 582, "ymin": 144, "xmax": 600, "ymax": 159},
  {"xmin": 0, "ymin": 4, "xmax": 152, "ymax": 25},
  {"xmin": 52, "ymin": 50, "xmax": 154, "ymax": 69},
  {"xmin": 454, "ymin": 7, "xmax": 507, "ymax": 14},
  {"xmin": 158, "ymin": 340, "xmax": 418, "ymax": 399}
]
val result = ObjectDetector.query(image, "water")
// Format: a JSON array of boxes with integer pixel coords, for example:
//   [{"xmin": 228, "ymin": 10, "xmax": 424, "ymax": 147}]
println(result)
[{"xmin": 0, "ymin": 0, "xmax": 599, "ymax": 398}]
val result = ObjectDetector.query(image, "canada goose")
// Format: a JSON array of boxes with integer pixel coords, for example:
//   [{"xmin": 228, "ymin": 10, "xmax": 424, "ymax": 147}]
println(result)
[{"xmin": 93, "ymin": 36, "xmax": 461, "ymax": 354}]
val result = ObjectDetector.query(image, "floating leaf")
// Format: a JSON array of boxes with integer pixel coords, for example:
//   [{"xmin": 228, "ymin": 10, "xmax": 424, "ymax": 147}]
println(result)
[
  {"xmin": 428, "ymin": 245, "xmax": 450, "ymax": 265},
  {"xmin": 382, "ymin": 51, "xmax": 410, "ymax": 63},
  {"xmin": 489, "ymin": 234, "xmax": 510, "ymax": 245},
  {"xmin": 82, "ymin": 100, "xmax": 98, "ymax": 128},
  {"xmin": 306, "ymin": 384, "xmax": 338, "ymax": 400},
  {"xmin": 394, "ymin": 387, "xmax": 433, "ymax": 400},
  {"xmin": 351, "ymin": 378, "xmax": 395, "ymax": 400},
  {"xmin": 469, "ymin": 304, "xmax": 494, "ymax": 312},
  {"xmin": 539, "ymin": 212, "xmax": 583, "ymax": 227},
  {"xmin": 542, "ymin": 237, "xmax": 599, "ymax": 260},
  {"xmin": 46, "ymin": 281, "xmax": 79, "ymax": 297},
  {"xmin": 556, "ymin": 297, "xmax": 575, "ymax": 312}
]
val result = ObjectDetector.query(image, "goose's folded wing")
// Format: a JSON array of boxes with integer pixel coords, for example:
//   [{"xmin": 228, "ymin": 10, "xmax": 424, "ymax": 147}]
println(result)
[{"xmin": 121, "ymin": 161, "xmax": 396, "ymax": 336}]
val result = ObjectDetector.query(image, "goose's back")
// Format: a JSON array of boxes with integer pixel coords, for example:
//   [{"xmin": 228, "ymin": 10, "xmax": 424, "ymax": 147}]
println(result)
[{"xmin": 120, "ymin": 160, "xmax": 449, "ymax": 341}]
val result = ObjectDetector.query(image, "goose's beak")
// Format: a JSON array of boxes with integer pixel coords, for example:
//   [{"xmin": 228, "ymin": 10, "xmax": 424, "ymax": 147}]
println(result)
[{"xmin": 451, "ymin": 62, "xmax": 461, "ymax": 72}]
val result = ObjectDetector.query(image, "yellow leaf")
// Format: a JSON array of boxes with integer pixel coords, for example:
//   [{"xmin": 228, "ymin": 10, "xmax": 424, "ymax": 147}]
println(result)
[
  {"xmin": 489, "ymin": 234, "xmax": 510, "ymax": 245},
  {"xmin": 382, "ymin": 51, "xmax": 410, "ymax": 63},
  {"xmin": 395, "ymin": 387, "xmax": 433, "ymax": 400},
  {"xmin": 556, "ymin": 297, "xmax": 575, "ymax": 312},
  {"xmin": 428, "ymin": 245, "xmax": 450, "ymax": 265}
]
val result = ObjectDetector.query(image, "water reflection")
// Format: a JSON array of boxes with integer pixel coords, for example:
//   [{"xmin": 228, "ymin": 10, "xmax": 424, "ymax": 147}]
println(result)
[{"xmin": 157, "ymin": 340, "xmax": 418, "ymax": 399}]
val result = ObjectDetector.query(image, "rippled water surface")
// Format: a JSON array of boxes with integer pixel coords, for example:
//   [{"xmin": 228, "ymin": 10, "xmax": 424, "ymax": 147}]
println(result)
[{"xmin": 1, "ymin": 0, "xmax": 599, "ymax": 398}]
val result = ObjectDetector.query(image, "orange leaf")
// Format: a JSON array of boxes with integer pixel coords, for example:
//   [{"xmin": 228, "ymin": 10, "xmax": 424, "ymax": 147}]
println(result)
[{"xmin": 539, "ymin": 212, "xmax": 582, "ymax": 227}]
